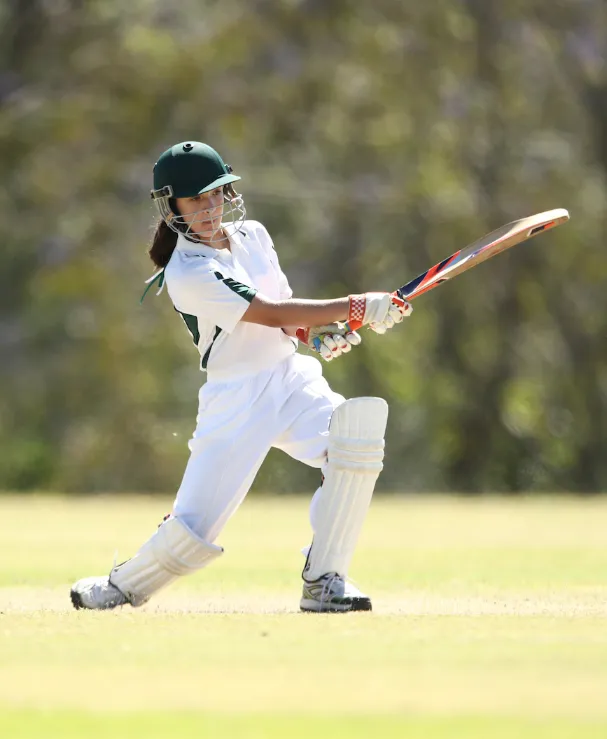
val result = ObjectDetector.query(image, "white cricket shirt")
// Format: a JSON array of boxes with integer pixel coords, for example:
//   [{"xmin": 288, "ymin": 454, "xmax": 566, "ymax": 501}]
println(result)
[{"xmin": 164, "ymin": 220, "xmax": 297, "ymax": 380}]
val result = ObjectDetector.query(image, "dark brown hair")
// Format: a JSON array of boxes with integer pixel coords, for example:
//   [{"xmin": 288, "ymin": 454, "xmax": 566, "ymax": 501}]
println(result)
[{"xmin": 149, "ymin": 219, "xmax": 178, "ymax": 268}]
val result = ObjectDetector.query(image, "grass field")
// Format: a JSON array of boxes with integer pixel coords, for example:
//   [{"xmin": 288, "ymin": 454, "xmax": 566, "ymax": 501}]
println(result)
[{"xmin": 1, "ymin": 494, "xmax": 607, "ymax": 738}]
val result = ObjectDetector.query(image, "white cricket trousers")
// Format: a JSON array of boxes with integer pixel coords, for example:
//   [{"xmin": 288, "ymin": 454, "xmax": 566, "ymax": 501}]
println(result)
[{"xmin": 172, "ymin": 353, "xmax": 345, "ymax": 542}]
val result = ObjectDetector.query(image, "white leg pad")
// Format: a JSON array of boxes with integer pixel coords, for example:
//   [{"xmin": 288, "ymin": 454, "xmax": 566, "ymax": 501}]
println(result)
[
  {"xmin": 303, "ymin": 397, "xmax": 388, "ymax": 582},
  {"xmin": 110, "ymin": 516, "xmax": 223, "ymax": 607}
]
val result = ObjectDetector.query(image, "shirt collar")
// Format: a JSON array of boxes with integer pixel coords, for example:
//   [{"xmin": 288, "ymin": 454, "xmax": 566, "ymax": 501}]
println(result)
[
  {"xmin": 176, "ymin": 230, "xmax": 243, "ymax": 258},
  {"xmin": 176, "ymin": 232, "xmax": 217, "ymax": 257}
]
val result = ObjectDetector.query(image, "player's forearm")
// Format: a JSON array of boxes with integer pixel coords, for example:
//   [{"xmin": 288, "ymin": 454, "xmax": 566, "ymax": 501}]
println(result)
[{"xmin": 243, "ymin": 294, "xmax": 349, "ymax": 329}]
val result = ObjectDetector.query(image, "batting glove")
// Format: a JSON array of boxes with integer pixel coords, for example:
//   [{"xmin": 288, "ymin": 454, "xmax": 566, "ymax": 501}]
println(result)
[
  {"xmin": 296, "ymin": 323, "xmax": 362, "ymax": 362},
  {"xmin": 347, "ymin": 292, "xmax": 412, "ymax": 334}
]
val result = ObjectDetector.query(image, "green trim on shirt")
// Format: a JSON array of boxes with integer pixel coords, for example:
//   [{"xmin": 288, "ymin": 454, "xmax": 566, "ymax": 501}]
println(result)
[
  {"xmin": 176, "ymin": 310, "xmax": 200, "ymax": 346},
  {"xmin": 213, "ymin": 271, "xmax": 257, "ymax": 304},
  {"xmin": 176, "ymin": 310, "xmax": 221, "ymax": 371},
  {"xmin": 175, "ymin": 269, "xmax": 254, "ymax": 372},
  {"xmin": 201, "ymin": 326, "xmax": 222, "ymax": 370}
]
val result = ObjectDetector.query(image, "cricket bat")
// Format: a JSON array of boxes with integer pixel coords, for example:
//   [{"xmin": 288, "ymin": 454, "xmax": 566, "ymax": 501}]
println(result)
[{"xmin": 347, "ymin": 208, "xmax": 570, "ymax": 330}]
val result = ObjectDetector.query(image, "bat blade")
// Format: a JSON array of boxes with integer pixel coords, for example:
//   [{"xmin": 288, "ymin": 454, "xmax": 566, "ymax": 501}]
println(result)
[
  {"xmin": 398, "ymin": 208, "xmax": 570, "ymax": 300},
  {"xmin": 347, "ymin": 209, "xmax": 569, "ymax": 331}
]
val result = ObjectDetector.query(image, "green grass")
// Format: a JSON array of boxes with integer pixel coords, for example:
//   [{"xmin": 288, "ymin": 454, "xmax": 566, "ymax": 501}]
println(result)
[{"xmin": 1, "ymin": 494, "xmax": 607, "ymax": 738}]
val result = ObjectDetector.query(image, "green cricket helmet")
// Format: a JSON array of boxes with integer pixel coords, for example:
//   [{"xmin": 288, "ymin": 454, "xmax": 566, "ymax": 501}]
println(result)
[{"xmin": 150, "ymin": 141, "xmax": 246, "ymax": 240}]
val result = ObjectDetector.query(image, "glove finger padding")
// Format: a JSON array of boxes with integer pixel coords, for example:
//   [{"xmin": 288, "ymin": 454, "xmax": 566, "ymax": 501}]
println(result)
[
  {"xmin": 388, "ymin": 304, "xmax": 404, "ymax": 324},
  {"xmin": 334, "ymin": 335, "xmax": 350, "ymax": 353},
  {"xmin": 323, "ymin": 335, "xmax": 342, "ymax": 359},
  {"xmin": 392, "ymin": 294, "xmax": 413, "ymax": 317},
  {"xmin": 297, "ymin": 323, "xmax": 362, "ymax": 362},
  {"xmin": 369, "ymin": 321, "xmax": 387, "ymax": 335},
  {"xmin": 319, "ymin": 342, "xmax": 334, "ymax": 362},
  {"xmin": 323, "ymin": 335, "xmax": 338, "ymax": 352}
]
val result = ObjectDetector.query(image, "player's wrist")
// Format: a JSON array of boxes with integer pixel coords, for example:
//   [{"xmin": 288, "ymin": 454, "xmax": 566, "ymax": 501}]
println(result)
[
  {"xmin": 348, "ymin": 293, "xmax": 391, "ymax": 327},
  {"xmin": 347, "ymin": 292, "xmax": 412, "ymax": 331}
]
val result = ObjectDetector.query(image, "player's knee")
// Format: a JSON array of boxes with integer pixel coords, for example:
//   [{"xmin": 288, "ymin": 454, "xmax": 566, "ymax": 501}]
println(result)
[
  {"xmin": 328, "ymin": 397, "xmax": 389, "ymax": 472},
  {"xmin": 330, "ymin": 397, "xmax": 389, "ymax": 441}
]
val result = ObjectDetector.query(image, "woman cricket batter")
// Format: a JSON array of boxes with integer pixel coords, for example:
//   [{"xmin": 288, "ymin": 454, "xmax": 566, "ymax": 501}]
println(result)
[{"xmin": 70, "ymin": 141, "xmax": 411, "ymax": 613}]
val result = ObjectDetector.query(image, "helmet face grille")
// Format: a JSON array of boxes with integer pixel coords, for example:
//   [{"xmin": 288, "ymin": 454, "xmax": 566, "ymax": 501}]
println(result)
[{"xmin": 152, "ymin": 186, "xmax": 246, "ymax": 244}]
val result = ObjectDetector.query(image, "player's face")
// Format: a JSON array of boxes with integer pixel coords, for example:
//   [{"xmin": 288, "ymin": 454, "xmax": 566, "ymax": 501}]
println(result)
[{"xmin": 175, "ymin": 187, "xmax": 224, "ymax": 239}]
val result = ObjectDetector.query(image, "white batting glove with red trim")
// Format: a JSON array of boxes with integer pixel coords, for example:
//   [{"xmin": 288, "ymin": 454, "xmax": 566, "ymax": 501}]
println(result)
[
  {"xmin": 296, "ymin": 323, "xmax": 362, "ymax": 362},
  {"xmin": 348, "ymin": 292, "xmax": 412, "ymax": 334}
]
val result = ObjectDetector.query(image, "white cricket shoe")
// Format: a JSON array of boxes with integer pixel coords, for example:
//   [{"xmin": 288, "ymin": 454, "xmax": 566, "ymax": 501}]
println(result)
[
  {"xmin": 70, "ymin": 576, "xmax": 130, "ymax": 610},
  {"xmin": 300, "ymin": 573, "xmax": 372, "ymax": 613}
]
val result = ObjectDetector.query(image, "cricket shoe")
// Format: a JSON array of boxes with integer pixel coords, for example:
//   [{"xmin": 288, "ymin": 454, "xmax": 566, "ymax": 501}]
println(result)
[
  {"xmin": 300, "ymin": 573, "xmax": 372, "ymax": 613},
  {"xmin": 70, "ymin": 576, "xmax": 130, "ymax": 610}
]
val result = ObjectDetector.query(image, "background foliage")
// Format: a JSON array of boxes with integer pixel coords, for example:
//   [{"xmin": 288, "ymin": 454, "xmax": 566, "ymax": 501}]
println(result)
[{"xmin": 1, "ymin": 0, "xmax": 605, "ymax": 493}]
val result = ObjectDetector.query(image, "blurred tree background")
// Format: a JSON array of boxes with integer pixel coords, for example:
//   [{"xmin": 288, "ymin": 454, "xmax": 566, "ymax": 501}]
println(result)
[{"xmin": 0, "ymin": 0, "xmax": 605, "ymax": 494}]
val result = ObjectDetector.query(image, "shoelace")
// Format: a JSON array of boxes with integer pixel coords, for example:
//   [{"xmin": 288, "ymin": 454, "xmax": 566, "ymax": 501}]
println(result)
[
  {"xmin": 318, "ymin": 573, "xmax": 363, "ymax": 606},
  {"xmin": 319, "ymin": 573, "xmax": 341, "ymax": 606}
]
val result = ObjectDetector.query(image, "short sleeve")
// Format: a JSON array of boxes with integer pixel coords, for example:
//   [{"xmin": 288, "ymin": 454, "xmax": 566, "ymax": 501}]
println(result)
[
  {"xmin": 167, "ymin": 263, "xmax": 257, "ymax": 334},
  {"xmin": 275, "ymin": 258, "xmax": 293, "ymax": 301},
  {"xmin": 251, "ymin": 222, "xmax": 293, "ymax": 300}
]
